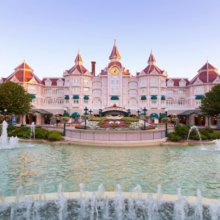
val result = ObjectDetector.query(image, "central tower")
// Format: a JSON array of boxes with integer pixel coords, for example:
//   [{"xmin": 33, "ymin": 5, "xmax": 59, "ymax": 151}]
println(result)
[{"xmin": 107, "ymin": 40, "xmax": 123, "ymax": 106}]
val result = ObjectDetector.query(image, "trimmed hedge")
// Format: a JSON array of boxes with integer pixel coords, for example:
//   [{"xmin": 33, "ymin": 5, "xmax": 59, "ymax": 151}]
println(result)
[
  {"xmin": 168, "ymin": 125, "xmax": 220, "ymax": 142},
  {"xmin": 168, "ymin": 133, "xmax": 182, "ymax": 142},
  {"xmin": 5, "ymin": 125, "xmax": 63, "ymax": 141},
  {"xmin": 47, "ymin": 130, "xmax": 63, "ymax": 141}
]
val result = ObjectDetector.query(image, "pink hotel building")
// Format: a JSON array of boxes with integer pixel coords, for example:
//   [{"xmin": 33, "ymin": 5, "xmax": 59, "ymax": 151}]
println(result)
[{"xmin": 1, "ymin": 41, "xmax": 220, "ymax": 126}]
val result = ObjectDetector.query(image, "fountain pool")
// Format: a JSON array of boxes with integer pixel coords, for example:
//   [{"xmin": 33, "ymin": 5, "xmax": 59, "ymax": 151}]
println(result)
[{"xmin": 1, "ymin": 141, "xmax": 220, "ymax": 199}]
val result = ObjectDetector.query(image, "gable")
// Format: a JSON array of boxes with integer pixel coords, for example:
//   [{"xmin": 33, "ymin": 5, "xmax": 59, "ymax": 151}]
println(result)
[
  {"xmin": 167, "ymin": 79, "xmax": 174, "ymax": 87},
  {"xmin": 45, "ymin": 79, "xmax": 52, "ymax": 86},
  {"xmin": 193, "ymin": 77, "xmax": 203, "ymax": 85},
  {"xmin": 28, "ymin": 77, "xmax": 38, "ymax": 84},
  {"xmin": 10, "ymin": 76, "xmax": 20, "ymax": 83}
]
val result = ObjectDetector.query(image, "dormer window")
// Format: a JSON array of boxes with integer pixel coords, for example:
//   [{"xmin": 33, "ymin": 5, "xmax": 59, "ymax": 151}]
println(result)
[
  {"xmin": 45, "ymin": 79, "xmax": 52, "ymax": 87},
  {"xmin": 167, "ymin": 80, "xmax": 174, "ymax": 87},
  {"xmin": 179, "ymin": 79, "xmax": 186, "ymax": 87},
  {"xmin": 57, "ymin": 79, "xmax": 63, "ymax": 87}
]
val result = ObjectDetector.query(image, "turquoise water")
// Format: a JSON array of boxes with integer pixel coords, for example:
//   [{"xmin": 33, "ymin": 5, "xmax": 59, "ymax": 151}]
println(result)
[{"xmin": 1, "ymin": 142, "xmax": 220, "ymax": 199}]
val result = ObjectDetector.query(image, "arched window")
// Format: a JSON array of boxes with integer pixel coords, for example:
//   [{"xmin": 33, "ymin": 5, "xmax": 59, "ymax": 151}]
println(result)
[
  {"xmin": 178, "ymin": 98, "xmax": 185, "ymax": 105},
  {"xmin": 166, "ymin": 98, "xmax": 173, "ymax": 105}
]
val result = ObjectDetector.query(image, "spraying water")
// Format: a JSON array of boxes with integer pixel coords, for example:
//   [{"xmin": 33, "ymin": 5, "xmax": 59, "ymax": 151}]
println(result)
[
  {"xmin": 0, "ymin": 120, "xmax": 18, "ymax": 149},
  {"xmin": 30, "ymin": 122, "xmax": 35, "ymax": 139},
  {"xmin": 0, "ymin": 184, "xmax": 219, "ymax": 219},
  {"xmin": 187, "ymin": 125, "xmax": 202, "ymax": 143}
]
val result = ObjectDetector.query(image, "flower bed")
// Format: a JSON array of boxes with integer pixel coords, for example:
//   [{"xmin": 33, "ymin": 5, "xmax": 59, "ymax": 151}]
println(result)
[{"xmin": 98, "ymin": 119, "xmax": 130, "ymax": 128}]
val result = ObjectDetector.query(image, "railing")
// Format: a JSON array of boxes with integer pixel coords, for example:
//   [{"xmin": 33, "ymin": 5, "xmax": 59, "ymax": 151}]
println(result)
[{"xmin": 43, "ymin": 126, "xmax": 166, "ymax": 142}]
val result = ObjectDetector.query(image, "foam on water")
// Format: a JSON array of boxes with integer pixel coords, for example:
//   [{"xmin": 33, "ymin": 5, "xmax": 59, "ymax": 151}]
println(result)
[{"xmin": 1, "ymin": 184, "xmax": 220, "ymax": 219}]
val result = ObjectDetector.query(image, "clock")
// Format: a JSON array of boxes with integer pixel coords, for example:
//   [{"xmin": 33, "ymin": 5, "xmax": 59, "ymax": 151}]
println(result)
[{"xmin": 110, "ymin": 66, "xmax": 120, "ymax": 75}]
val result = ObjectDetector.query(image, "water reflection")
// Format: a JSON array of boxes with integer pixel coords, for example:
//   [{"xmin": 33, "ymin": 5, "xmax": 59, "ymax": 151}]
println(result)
[{"xmin": 1, "ymin": 143, "xmax": 220, "ymax": 198}]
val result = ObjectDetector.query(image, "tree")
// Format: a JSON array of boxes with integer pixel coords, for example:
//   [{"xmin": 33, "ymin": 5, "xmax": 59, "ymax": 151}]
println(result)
[
  {"xmin": 0, "ymin": 81, "xmax": 31, "ymax": 115},
  {"xmin": 200, "ymin": 84, "xmax": 220, "ymax": 115}
]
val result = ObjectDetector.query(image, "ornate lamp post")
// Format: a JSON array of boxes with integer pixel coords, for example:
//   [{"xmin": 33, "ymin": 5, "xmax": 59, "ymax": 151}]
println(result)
[
  {"xmin": 4, "ymin": 109, "xmax": 7, "ymax": 121},
  {"xmin": 63, "ymin": 108, "xmax": 68, "ymax": 136},
  {"xmin": 143, "ymin": 107, "xmax": 147, "ymax": 130},
  {"xmin": 217, "ymin": 114, "xmax": 220, "ymax": 129},
  {"xmin": 127, "ymin": 109, "xmax": 131, "ymax": 117},
  {"xmin": 99, "ymin": 109, "xmax": 102, "ymax": 117},
  {"xmin": 165, "ymin": 111, "xmax": 168, "ymax": 137},
  {"xmin": 84, "ymin": 107, "xmax": 88, "ymax": 129},
  {"xmin": 89, "ymin": 109, "xmax": 93, "ymax": 115}
]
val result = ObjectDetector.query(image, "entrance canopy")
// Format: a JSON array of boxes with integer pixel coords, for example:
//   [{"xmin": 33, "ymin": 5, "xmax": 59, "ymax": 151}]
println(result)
[
  {"xmin": 150, "ymin": 113, "xmax": 159, "ymax": 118},
  {"xmin": 178, "ymin": 109, "xmax": 203, "ymax": 116},
  {"xmin": 31, "ymin": 109, "xmax": 52, "ymax": 116},
  {"xmin": 71, "ymin": 112, "xmax": 80, "ymax": 118},
  {"xmin": 102, "ymin": 106, "xmax": 128, "ymax": 116}
]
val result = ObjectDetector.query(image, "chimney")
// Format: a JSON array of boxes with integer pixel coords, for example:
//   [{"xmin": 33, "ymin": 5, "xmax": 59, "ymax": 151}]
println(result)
[{"xmin": 91, "ymin": 61, "xmax": 96, "ymax": 76}]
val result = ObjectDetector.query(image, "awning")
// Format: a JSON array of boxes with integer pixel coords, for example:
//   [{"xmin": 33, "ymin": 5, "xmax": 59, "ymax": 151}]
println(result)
[
  {"xmin": 195, "ymin": 95, "xmax": 204, "ymax": 100},
  {"xmin": 111, "ymin": 96, "xmax": 119, "ymax": 100},
  {"xmin": 150, "ymin": 113, "xmax": 159, "ymax": 118},
  {"xmin": 141, "ymin": 95, "xmax": 147, "ymax": 100},
  {"xmin": 65, "ymin": 95, "xmax": 69, "ymax": 100},
  {"xmin": 63, "ymin": 111, "xmax": 70, "ymax": 117},
  {"xmin": 73, "ymin": 95, "xmax": 79, "ymax": 99},
  {"xmin": 71, "ymin": 112, "xmax": 80, "ymax": 118},
  {"xmin": 30, "ymin": 94, "xmax": 36, "ymax": 99},
  {"xmin": 161, "ymin": 95, "xmax": 166, "ymax": 100},
  {"xmin": 178, "ymin": 109, "xmax": 203, "ymax": 116},
  {"xmin": 151, "ymin": 95, "xmax": 157, "ymax": 100},
  {"xmin": 31, "ymin": 109, "xmax": 52, "ymax": 115},
  {"xmin": 84, "ymin": 95, "xmax": 89, "ymax": 100},
  {"xmin": 160, "ymin": 113, "xmax": 167, "ymax": 118}
]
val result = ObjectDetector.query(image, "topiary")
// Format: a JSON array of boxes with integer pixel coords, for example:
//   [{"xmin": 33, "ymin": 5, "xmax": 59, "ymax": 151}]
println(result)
[
  {"xmin": 168, "ymin": 132, "xmax": 182, "ymax": 142},
  {"xmin": 47, "ymin": 130, "xmax": 63, "ymax": 141}
]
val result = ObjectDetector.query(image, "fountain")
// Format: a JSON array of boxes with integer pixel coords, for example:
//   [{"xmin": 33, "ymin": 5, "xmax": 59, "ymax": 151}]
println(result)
[
  {"xmin": 0, "ymin": 120, "xmax": 18, "ymax": 149},
  {"xmin": 30, "ymin": 122, "xmax": 35, "ymax": 139},
  {"xmin": 0, "ymin": 184, "xmax": 220, "ymax": 219},
  {"xmin": 187, "ymin": 125, "xmax": 202, "ymax": 143}
]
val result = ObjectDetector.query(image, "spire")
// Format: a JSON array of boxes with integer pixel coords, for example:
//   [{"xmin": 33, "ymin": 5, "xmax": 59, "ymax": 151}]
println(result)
[
  {"xmin": 148, "ymin": 51, "xmax": 156, "ymax": 65},
  {"xmin": 109, "ymin": 39, "xmax": 121, "ymax": 61},
  {"xmin": 75, "ymin": 50, "xmax": 83, "ymax": 65}
]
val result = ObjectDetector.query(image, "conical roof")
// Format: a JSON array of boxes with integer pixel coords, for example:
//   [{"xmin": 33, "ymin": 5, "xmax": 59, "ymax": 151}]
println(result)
[{"xmin": 109, "ymin": 39, "xmax": 121, "ymax": 61}]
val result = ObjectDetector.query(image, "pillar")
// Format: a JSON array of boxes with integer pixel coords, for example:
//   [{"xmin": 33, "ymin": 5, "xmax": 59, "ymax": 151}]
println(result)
[
  {"xmin": 22, "ymin": 114, "xmax": 26, "ymax": 125},
  {"xmin": 35, "ymin": 113, "xmax": 42, "ymax": 126}
]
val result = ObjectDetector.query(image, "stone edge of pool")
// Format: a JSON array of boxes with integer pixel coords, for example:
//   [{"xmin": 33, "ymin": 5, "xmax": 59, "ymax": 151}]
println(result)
[
  {"xmin": 0, "ymin": 192, "xmax": 218, "ymax": 206},
  {"xmin": 19, "ymin": 138, "xmax": 216, "ymax": 147}
]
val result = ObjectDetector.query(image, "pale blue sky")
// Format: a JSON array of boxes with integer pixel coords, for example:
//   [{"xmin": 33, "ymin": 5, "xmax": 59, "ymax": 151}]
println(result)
[{"xmin": 0, "ymin": 0, "xmax": 220, "ymax": 79}]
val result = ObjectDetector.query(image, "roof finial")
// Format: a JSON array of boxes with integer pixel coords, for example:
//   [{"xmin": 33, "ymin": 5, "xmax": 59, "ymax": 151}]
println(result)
[{"xmin": 114, "ymin": 38, "xmax": 117, "ymax": 46}]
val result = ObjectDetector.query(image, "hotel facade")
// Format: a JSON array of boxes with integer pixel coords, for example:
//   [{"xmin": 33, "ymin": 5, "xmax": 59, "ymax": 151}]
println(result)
[{"xmin": 1, "ymin": 41, "xmax": 220, "ymax": 126}]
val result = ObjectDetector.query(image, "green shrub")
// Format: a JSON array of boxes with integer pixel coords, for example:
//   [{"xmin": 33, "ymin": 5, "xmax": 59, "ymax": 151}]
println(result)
[
  {"xmin": 214, "ymin": 131, "xmax": 220, "ymax": 139},
  {"xmin": 168, "ymin": 132, "xmax": 182, "ymax": 142},
  {"xmin": 174, "ymin": 124, "xmax": 190, "ymax": 139},
  {"xmin": 206, "ymin": 133, "xmax": 218, "ymax": 140},
  {"xmin": 7, "ymin": 125, "xmax": 19, "ymax": 137},
  {"xmin": 35, "ymin": 127, "xmax": 49, "ymax": 139},
  {"xmin": 89, "ymin": 116, "xmax": 105, "ymax": 121},
  {"xmin": 16, "ymin": 127, "xmax": 31, "ymax": 139},
  {"xmin": 47, "ymin": 130, "xmax": 63, "ymax": 141},
  {"xmin": 122, "ymin": 117, "xmax": 139, "ymax": 123}
]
